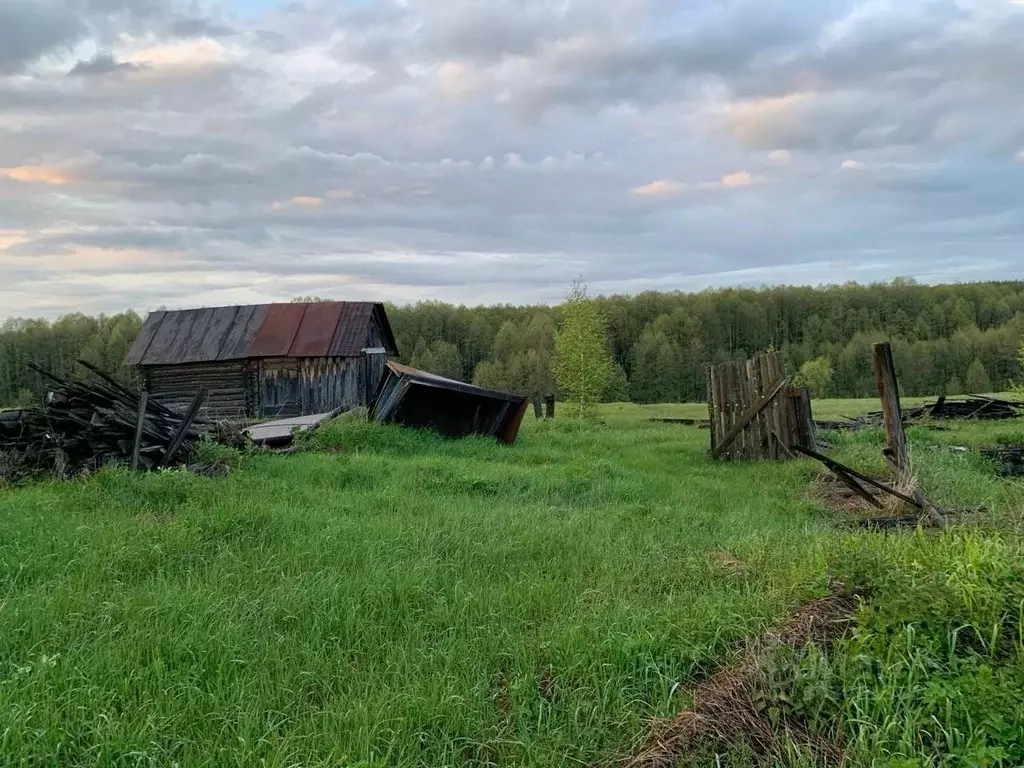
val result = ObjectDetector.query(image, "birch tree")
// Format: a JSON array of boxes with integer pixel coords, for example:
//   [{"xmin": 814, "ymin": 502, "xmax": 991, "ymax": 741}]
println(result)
[{"xmin": 553, "ymin": 279, "xmax": 612, "ymax": 418}]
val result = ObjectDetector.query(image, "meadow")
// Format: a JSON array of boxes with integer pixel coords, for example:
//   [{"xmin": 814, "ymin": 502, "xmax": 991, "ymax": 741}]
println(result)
[{"xmin": 1, "ymin": 403, "xmax": 1022, "ymax": 766}]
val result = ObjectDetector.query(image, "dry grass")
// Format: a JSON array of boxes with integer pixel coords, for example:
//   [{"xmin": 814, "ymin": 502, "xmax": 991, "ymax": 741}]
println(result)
[{"xmin": 621, "ymin": 585, "xmax": 859, "ymax": 768}]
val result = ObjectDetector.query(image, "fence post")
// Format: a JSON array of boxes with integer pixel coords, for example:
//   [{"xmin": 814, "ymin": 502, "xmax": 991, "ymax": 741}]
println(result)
[
  {"xmin": 872, "ymin": 342, "xmax": 909, "ymax": 480},
  {"xmin": 544, "ymin": 394, "xmax": 555, "ymax": 420}
]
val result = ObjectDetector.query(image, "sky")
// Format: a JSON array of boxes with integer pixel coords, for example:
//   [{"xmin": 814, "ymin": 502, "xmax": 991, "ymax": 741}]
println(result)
[{"xmin": 2, "ymin": 0, "xmax": 1024, "ymax": 319}]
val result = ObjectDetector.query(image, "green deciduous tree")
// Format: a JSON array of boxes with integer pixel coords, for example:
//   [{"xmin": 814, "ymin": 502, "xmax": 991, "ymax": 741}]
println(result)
[
  {"xmin": 793, "ymin": 356, "xmax": 834, "ymax": 398},
  {"xmin": 630, "ymin": 327, "xmax": 681, "ymax": 404},
  {"xmin": 1017, "ymin": 339, "xmax": 1024, "ymax": 398},
  {"xmin": 410, "ymin": 339, "xmax": 464, "ymax": 381},
  {"xmin": 553, "ymin": 280, "xmax": 612, "ymax": 417},
  {"xmin": 964, "ymin": 358, "xmax": 992, "ymax": 394},
  {"xmin": 472, "ymin": 361, "xmax": 507, "ymax": 390},
  {"xmin": 603, "ymin": 362, "xmax": 630, "ymax": 403}
]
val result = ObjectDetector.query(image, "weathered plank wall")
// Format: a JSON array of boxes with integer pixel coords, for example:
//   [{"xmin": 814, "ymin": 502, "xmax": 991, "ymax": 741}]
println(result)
[
  {"xmin": 258, "ymin": 353, "xmax": 389, "ymax": 418},
  {"xmin": 707, "ymin": 351, "xmax": 816, "ymax": 461}
]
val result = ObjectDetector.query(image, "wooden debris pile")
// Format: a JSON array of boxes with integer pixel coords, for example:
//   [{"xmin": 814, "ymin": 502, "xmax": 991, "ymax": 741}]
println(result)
[
  {"xmin": 0, "ymin": 361, "xmax": 211, "ymax": 477},
  {"xmin": 980, "ymin": 445, "xmax": 1024, "ymax": 478},
  {"xmin": 812, "ymin": 395, "xmax": 1021, "ymax": 434},
  {"xmin": 865, "ymin": 395, "xmax": 1023, "ymax": 424}
]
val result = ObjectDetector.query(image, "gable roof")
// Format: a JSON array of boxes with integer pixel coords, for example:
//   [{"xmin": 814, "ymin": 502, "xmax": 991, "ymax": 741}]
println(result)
[{"xmin": 125, "ymin": 302, "xmax": 398, "ymax": 366}]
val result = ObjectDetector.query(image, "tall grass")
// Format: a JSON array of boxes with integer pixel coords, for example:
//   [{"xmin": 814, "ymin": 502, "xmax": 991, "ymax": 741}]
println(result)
[
  {"xmin": 760, "ymin": 424, "xmax": 1024, "ymax": 767},
  {"xmin": 0, "ymin": 413, "xmax": 830, "ymax": 766},
  {"xmin": 1, "ymin": 405, "xmax": 1021, "ymax": 766}
]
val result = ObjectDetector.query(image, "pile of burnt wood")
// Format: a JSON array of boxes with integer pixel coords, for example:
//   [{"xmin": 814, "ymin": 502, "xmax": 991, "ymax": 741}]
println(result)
[
  {"xmin": 0, "ymin": 361, "xmax": 210, "ymax": 480},
  {"xmin": 816, "ymin": 395, "xmax": 1023, "ymax": 432},
  {"xmin": 980, "ymin": 445, "xmax": 1024, "ymax": 478},
  {"xmin": 896, "ymin": 395, "xmax": 1023, "ymax": 421}
]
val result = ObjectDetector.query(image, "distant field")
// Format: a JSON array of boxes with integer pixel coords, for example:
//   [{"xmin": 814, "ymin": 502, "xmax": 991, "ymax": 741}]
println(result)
[
  {"xmin": 625, "ymin": 392, "xmax": 1019, "ymax": 422},
  {"xmin": 0, "ymin": 404, "xmax": 1022, "ymax": 766}
]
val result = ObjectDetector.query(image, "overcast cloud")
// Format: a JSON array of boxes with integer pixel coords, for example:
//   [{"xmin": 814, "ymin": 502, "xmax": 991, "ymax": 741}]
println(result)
[{"xmin": 1, "ymin": 0, "xmax": 1023, "ymax": 318}]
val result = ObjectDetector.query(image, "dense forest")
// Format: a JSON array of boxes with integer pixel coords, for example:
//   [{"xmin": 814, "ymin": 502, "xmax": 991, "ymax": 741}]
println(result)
[{"xmin": 2, "ymin": 279, "xmax": 1023, "ymax": 408}]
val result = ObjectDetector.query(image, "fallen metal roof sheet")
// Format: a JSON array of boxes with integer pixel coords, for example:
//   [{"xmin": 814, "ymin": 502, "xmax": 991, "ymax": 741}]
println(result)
[
  {"xmin": 125, "ymin": 302, "xmax": 398, "ymax": 366},
  {"xmin": 368, "ymin": 361, "xmax": 529, "ymax": 444}
]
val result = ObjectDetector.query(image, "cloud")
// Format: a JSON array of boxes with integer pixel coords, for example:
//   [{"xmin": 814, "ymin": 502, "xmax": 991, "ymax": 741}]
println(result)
[
  {"xmin": 632, "ymin": 180, "xmax": 686, "ymax": 197},
  {"xmin": 2, "ymin": 165, "xmax": 78, "ymax": 185},
  {"xmin": 1, "ymin": 0, "xmax": 1024, "ymax": 318},
  {"xmin": 125, "ymin": 39, "xmax": 228, "ymax": 70},
  {"xmin": 721, "ymin": 170, "xmax": 753, "ymax": 188},
  {"xmin": 633, "ymin": 171, "xmax": 757, "ymax": 196},
  {"xmin": 0, "ymin": 1, "xmax": 84, "ymax": 74},
  {"xmin": 69, "ymin": 53, "xmax": 140, "ymax": 76}
]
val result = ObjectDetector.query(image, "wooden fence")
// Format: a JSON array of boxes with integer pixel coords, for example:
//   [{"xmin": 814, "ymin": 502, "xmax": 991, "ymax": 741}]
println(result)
[{"xmin": 707, "ymin": 351, "xmax": 816, "ymax": 461}]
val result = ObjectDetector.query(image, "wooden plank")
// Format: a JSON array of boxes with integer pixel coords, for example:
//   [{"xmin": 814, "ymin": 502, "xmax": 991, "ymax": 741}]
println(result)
[
  {"xmin": 794, "ymin": 445, "xmax": 949, "ymax": 529},
  {"xmin": 745, "ymin": 360, "xmax": 761, "ymax": 460},
  {"xmin": 159, "ymin": 388, "xmax": 207, "ymax": 467},
  {"xmin": 709, "ymin": 364, "xmax": 722, "ymax": 451},
  {"xmin": 731, "ymin": 361, "xmax": 745, "ymax": 456},
  {"xmin": 770, "ymin": 353, "xmax": 787, "ymax": 459},
  {"xmin": 723, "ymin": 362, "xmax": 736, "ymax": 456},
  {"xmin": 792, "ymin": 387, "xmax": 817, "ymax": 451},
  {"xmin": 830, "ymin": 465, "xmax": 884, "ymax": 509},
  {"xmin": 872, "ymin": 342, "xmax": 909, "ymax": 481},
  {"xmin": 791, "ymin": 445, "xmax": 922, "ymax": 507},
  {"xmin": 716, "ymin": 363, "xmax": 728, "ymax": 448},
  {"xmin": 711, "ymin": 375, "xmax": 790, "ymax": 460},
  {"xmin": 748, "ymin": 355, "xmax": 763, "ymax": 459},
  {"xmin": 131, "ymin": 390, "xmax": 148, "ymax": 470},
  {"xmin": 749, "ymin": 359, "xmax": 764, "ymax": 459},
  {"xmin": 706, "ymin": 365, "xmax": 716, "ymax": 449},
  {"xmin": 758, "ymin": 354, "xmax": 775, "ymax": 460}
]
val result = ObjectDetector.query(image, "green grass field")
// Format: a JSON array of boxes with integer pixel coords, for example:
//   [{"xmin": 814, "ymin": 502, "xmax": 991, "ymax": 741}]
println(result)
[{"xmin": 1, "ymin": 404, "xmax": 1022, "ymax": 766}]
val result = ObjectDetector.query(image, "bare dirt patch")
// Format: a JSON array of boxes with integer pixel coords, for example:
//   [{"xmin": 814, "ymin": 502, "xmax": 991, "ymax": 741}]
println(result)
[{"xmin": 619, "ymin": 585, "xmax": 858, "ymax": 768}]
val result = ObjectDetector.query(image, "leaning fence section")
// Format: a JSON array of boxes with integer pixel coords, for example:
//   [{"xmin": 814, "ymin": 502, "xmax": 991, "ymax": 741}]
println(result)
[{"xmin": 707, "ymin": 351, "xmax": 816, "ymax": 461}]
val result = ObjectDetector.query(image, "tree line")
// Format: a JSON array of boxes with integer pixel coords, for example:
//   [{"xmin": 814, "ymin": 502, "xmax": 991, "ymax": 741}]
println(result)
[
  {"xmin": 388, "ymin": 279, "xmax": 1024, "ymax": 402},
  {"xmin": 3, "ymin": 279, "xmax": 1023, "ymax": 408}
]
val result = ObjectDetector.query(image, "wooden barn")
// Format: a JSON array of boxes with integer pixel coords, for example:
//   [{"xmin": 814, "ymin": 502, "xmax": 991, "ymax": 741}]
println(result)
[{"xmin": 124, "ymin": 302, "xmax": 398, "ymax": 419}]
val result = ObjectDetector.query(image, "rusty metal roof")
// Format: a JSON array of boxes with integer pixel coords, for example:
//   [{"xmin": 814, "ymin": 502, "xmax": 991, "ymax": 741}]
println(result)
[{"xmin": 125, "ymin": 302, "xmax": 397, "ymax": 366}]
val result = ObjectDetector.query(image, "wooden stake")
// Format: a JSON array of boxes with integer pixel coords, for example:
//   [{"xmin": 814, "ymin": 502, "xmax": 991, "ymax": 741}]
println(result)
[
  {"xmin": 872, "ymin": 342, "xmax": 909, "ymax": 481},
  {"xmin": 132, "ymin": 390, "xmax": 148, "ymax": 470}
]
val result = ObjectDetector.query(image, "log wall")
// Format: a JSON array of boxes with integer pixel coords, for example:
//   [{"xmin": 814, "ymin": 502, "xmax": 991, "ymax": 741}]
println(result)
[{"xmin": 144, "ymin": 360, "xmax": 252, "ymax": 420}]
